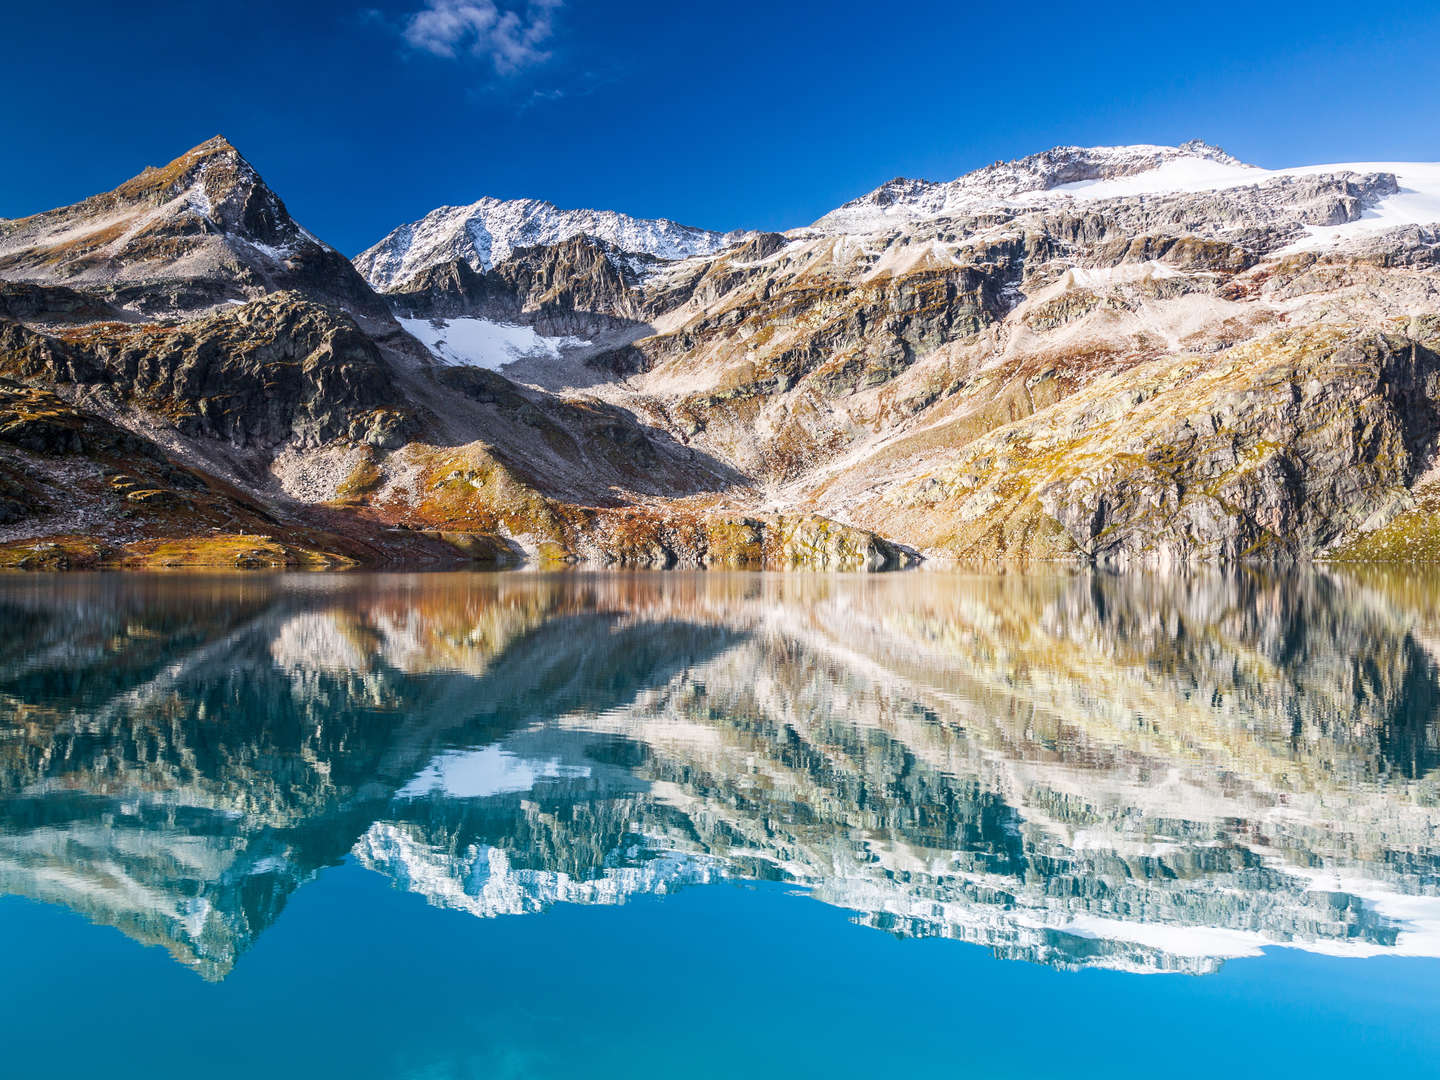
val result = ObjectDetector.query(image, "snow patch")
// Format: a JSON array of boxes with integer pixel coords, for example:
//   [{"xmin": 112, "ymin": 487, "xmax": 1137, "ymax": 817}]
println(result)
[
  {"xmin": 1270, "ymin": 163, "xmax": 1440, "ymax": 252},
  {"xmin": 1058, "ymin": 914, "xmax": 1271, "ymax": 961},
  {"xmin": 1057, "ymin": 159, "xmax": 1440, "ymax": 251},
  {"xmin": 1051, "ymin": 159, "xmax": 1440, "ymax": 251},
  {"xmin": 1062, "ymin": 261, "xmax": 1181, "ymax": 289},
  {"xmin": 399, "ymin": 316, "xmax": 589, "ymax": 370},
  {"xmin": 1291, "ymin": 866, "xmax": 1440, "ymax": 958},
  {"xmin": 1046, "ymin": 157, "xmax": 1267, "ymax": 200}
]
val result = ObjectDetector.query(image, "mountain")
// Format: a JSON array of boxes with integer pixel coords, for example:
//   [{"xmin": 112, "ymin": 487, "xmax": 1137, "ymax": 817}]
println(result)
[
  {"xmin": 374, "ymin": 139, "xmax": 1440, "ymax": 566},
  {"xmin": 353, "ymin": 195, "xmax": 742, "ymax": 292},
  {"xmin": 0, "ymin": 137, "xmax": 389, "ymax": 321},
  {"xmin": 1, "ymin": 135, "xmax": 1440, "ymax": 568},
  {"xmin": 0, "ymin": 138, "xmax": 870, "ymax": 571}
]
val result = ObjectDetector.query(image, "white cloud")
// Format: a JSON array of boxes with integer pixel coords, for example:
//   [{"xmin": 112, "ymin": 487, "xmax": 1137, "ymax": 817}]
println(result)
[{"xmin": 400, "ymin": 0, "xmax": 561, "ymax": 74}]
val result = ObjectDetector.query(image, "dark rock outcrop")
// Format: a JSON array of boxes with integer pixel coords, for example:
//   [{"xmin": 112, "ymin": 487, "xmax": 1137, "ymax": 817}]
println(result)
[
  {"xmin": 0, "ymin": 293, "xmax": 413, "ymax": 449},
  {"xmin": 388, "ymin": 235, "xmax": 652, "ymax": 335}
]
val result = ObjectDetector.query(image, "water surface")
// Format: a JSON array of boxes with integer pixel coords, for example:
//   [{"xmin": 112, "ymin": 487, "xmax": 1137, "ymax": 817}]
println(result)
[{"xmin": 3, "ymin": 569, "xmax": 1440, "ymax": 1077}]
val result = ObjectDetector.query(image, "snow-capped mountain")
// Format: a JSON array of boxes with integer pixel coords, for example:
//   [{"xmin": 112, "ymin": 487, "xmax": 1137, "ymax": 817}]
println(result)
[
  {"xmin": 354, "ymin": 195, "xmax": 742, "ymax": 291},
  {"xmin": 811, "ymin": 140, "xmax": 1251, "ymax": 231},
  {"xmin": 811, "ymin": 139, "xmax": 1440, "ymax": 247}
]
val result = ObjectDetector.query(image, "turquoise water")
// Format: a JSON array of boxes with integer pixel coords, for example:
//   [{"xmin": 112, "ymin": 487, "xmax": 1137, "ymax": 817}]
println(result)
[{"xmin": 3, "ymin": 570, "xmax": 1440, "ymax": 1077}]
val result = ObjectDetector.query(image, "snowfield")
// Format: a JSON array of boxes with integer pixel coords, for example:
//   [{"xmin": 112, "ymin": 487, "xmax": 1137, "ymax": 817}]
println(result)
[
  {"xmin": 1057, "ymin": 158, "xmax": 1440, "ymax": 252},
  {"xmin": 812, "ymin": 142, "xmax": 1440, "ymax": 248},
  {"xmin": 1045, "ymin": 155, "xmax": 1266, "ymax": 199},
  {"xmin": 399, "ymin": 316, "xmax": 590, "ymax": 370}
]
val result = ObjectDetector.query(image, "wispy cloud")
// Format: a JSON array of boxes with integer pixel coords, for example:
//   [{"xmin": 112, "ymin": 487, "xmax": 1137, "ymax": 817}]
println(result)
[{"xmin": 397, "ymin": 0, "xmax": 561, "ymax": 74}]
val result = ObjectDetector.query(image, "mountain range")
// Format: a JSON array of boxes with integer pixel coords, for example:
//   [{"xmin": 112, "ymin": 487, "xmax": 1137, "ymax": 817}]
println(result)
[{"xmin": 1, "ymin": 135, "xmax": 1438, "ymax": 569}]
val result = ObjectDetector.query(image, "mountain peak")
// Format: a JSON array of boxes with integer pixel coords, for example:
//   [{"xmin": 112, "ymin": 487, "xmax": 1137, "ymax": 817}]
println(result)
[
  {"xmin": 161, "ymin": 134, "xmax": 242, "ymax": 164},
  {"xmin": 354, "ymin": 195, "xmax": 742, "ymax": 292},
  {"xmin": 812, "ymin": 140, "xmax": 1254, "ymax": 232},
  {"xmin": 106, "ymin": 136, "xmax": 290, "ymax": 236},
  {"xmin": 1178, "ymin": 138, "xmax": 1228, "ymax": 156},
  {"xmin": 0, "ymin": 137, "xmax": 388, "ymax": 318}
]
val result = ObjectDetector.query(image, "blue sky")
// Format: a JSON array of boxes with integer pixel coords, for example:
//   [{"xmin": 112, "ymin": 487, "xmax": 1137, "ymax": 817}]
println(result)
[{"xmin": 4, "ymin": 1, "xmax": 1440, "ymax": 254}]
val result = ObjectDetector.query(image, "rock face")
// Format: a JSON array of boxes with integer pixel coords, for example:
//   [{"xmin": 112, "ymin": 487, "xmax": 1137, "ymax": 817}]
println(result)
[
  {"xmin": 3, "ymin": 135, "xmax": 1440, "ymax": 568},
  {"xmin": 866, "ymin": 328, "xmax": 1440, "ymax": 565},
  {"xmin": 387, "ymin": 235, "xmax": 652, "ymax": 336},
  {"xmin": 0, "ymin": 293, "xmax": 412, "ymax": 449}
]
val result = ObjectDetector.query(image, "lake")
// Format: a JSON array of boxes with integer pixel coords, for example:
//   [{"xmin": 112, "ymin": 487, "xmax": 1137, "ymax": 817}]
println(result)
[{"xmin": 3, "ymin": 569, "xmax": 1440, "ymax": 1077}]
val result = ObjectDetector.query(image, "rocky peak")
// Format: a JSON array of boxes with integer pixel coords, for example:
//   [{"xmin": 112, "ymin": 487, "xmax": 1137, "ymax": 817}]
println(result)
[
  {"xmin": 110, "ymin": 135, "xmax": 304, "ymax": 251},
  {"xmin": 0, "ymin": 137, "xmax": 390, "ymax": 320},
  {"xmin": 973, "ymin": 139, "xmax": 1240, "ymax": 190},
  {"xmin": 354, "ymin": 194, "xmax": 742, "ymax": 292}
]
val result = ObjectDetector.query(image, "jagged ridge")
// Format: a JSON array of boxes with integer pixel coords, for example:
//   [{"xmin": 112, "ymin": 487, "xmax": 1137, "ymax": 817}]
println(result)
[{"xmin": 354, "ymin": 193, "xmax": 743, "ymax": 292}]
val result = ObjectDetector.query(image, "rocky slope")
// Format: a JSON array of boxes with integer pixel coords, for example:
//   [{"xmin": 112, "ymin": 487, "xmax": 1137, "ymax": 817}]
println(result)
[{"xmin": 2, "ymin": 136, "xmax": 1440, "ymax": 568}]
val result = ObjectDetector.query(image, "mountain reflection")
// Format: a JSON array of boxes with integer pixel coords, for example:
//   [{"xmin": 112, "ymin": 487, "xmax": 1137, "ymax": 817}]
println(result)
[{"xmin": 3, "ymin": 570, "xmax": 1440, "ymax": 978}]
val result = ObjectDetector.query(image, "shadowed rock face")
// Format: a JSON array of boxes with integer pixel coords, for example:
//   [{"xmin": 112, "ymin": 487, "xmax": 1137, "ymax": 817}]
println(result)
[
  {"xmin": 0, "ymin": 294, "xmax": 412, "ymax": 450},
  {"xmin": 387, "ymin": 236, "xmax": 654, "ymax": 336},
  {"xmin": 3, "ymin": 569, "xmax": 1440, "ymax": 978}
]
